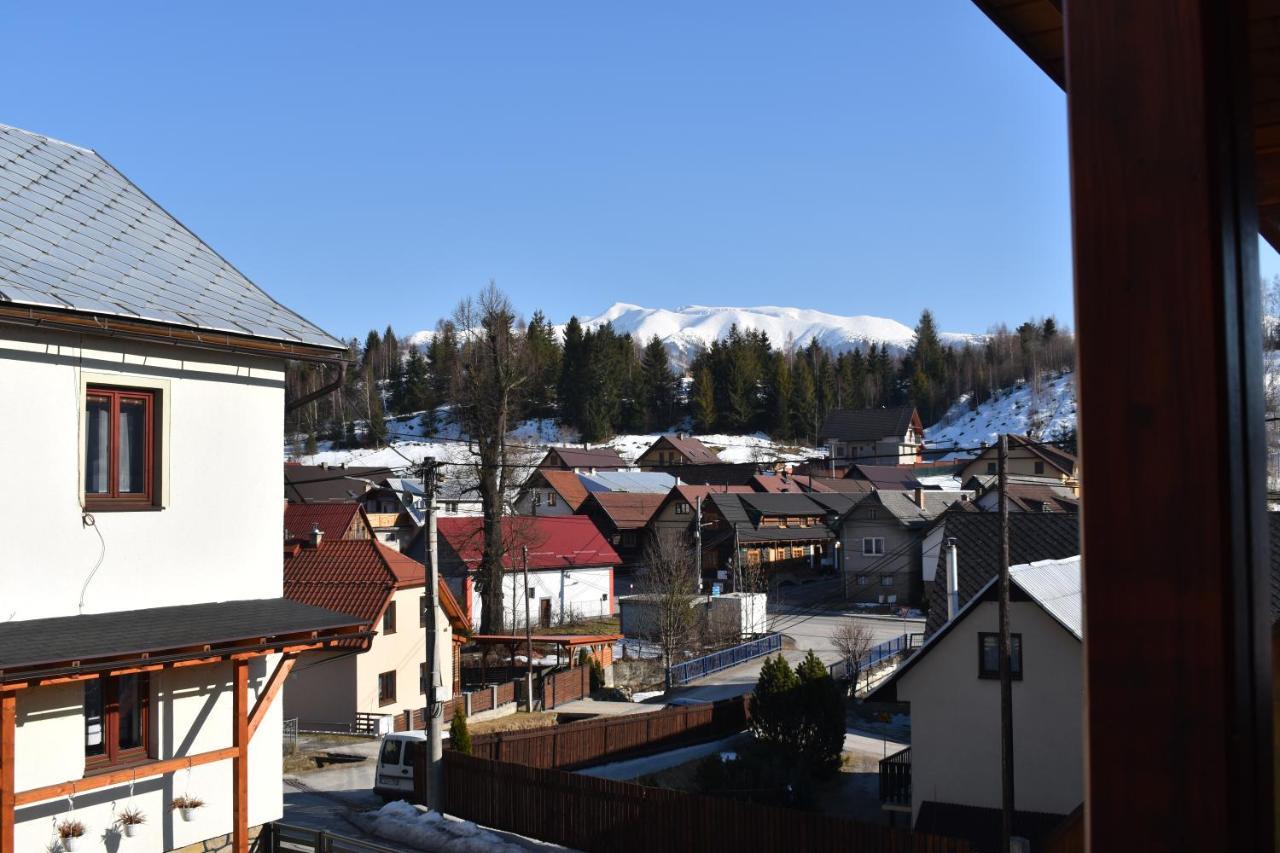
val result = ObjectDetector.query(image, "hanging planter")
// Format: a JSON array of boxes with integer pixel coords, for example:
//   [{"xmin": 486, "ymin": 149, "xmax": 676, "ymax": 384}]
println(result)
[
  {"xmin": 118, "ymin": 806, "xmax": 146, "ymax": 838},
  {"xmin": 56, "ymin": 818, "xmax": 86, "ymax": 851},
  {"xmin": 171, "ymin": 795, "xmax": 204, "ymax": 823}
]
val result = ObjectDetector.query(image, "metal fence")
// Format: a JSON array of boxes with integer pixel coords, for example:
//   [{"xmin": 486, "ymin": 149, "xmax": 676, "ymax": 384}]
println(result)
[
  {"xmin": 829, "ymin": 632, "xmax": 923, "ymax": 680},
  {"xmin": 262, "ymin": 822, "xmax": 400, "ymax": 852},
  {"xmin": 667, "ymin": 633, "xmax": 782, "ymax": 686},
  {"xmin": 283, "ymin": 718, "xmax": 298, "ymax": 754}
]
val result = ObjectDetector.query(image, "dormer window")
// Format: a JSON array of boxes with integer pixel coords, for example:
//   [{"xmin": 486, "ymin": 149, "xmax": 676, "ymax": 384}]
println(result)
[{"xmin": 85, "ymin": 385, "xmax": 158, "ymax": 509}]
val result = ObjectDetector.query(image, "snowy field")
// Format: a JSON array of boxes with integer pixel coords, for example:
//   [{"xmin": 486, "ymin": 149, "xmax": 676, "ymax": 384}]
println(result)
[{"xmin": 925, "ymin": 371, "xmax": 1077, "ymax": 455}]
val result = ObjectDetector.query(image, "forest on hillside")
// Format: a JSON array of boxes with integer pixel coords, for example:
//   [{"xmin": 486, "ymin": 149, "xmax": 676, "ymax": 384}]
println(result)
[{"xmin": 283, "ymin": 287, "xmax": 1075, "ymax": 454}]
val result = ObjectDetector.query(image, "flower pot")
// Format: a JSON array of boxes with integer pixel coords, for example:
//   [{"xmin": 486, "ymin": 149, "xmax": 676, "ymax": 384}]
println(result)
[
  {"xmin": 62, "ymin": 837, "xmax": 82, "ymax": 852},
  {"xmin": 123, "ymin": 823, "xmax": 141, "ymax": 838},
  {"xmin": 179, "ymin": 808, "xmax": 197, "ymax": 822}
]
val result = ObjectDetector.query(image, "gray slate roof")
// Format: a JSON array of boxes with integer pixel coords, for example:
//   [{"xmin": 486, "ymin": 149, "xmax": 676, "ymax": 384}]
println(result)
[
  {"xmin": 923, "ymin": 509, "xmax": 1080, "ymax": 637},
  {"xmin": 868, "ymin": 489, "xmax": 969, "ymax": 524},
  {"xmin": 0, "ymin": 598, "xmax": 364, "ymax": 675},
  {"xmin": 0, "ymin": 124, "xmax": 344, "ymax": 349},
  {"xmin": 819, "ymin": 406, "xmax": 917, "ymax": 443}
]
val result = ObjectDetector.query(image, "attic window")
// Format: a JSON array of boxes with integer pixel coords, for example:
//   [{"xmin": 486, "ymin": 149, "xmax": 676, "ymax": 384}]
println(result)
[
  {"xmin": 675, "ymin": 502, "xmax": 690, "ymax": 515},
  {"xmin": 85, "ymin": 386, "xmax": 158, "ymax": 509},
  {"xmin": 1035, "ymin": 461, "xmax": 1046, "ymax": 475},
  {"xmin": 978, "ymin": 633, "xmax": 1024, "ymax": 680}
]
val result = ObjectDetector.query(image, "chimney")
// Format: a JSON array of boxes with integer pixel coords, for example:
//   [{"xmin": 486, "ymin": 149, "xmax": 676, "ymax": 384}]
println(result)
[
  {"xmin": 945, "ymin": 537, "xmax": 959, "ymax": 621},
  {"xmin": 310, "ymin": 523, "xmax": 324, "ymax": 548},
  {"xmin": 914, "ymin": 487, "xmax": 926, "ymax": 509}
]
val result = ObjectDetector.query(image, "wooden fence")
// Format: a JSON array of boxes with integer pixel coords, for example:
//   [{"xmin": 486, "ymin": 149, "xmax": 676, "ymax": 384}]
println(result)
[
  {"xmin": 464, "ymin": 695, "xmax": 751, "ymax": 769},
  {"xmin": 440, "ymin": 751, "xmax": 973, "ymax": 853}
]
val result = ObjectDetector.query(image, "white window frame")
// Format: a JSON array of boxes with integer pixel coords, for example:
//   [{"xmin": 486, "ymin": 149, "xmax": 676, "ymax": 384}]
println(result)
[{"xmin": 862, "ymin": 537, "xmax": 885, "ymax": 556}]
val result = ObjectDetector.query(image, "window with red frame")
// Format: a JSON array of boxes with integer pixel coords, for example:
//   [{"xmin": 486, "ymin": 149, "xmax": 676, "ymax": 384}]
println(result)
[
  {"xmin": 85, "ymin": 386, "xmax": 156, "ymax": 507},
  {"xmin": 84, "ymin": 674, "xmax": 150, "ymax": 769}
]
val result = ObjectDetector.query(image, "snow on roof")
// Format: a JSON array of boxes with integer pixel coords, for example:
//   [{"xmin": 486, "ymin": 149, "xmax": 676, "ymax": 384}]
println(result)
[
  {"xmin": 0, "ymin": 124, "xmax": 345, "ymax": 350},
  {"xmin": 580, "ymin": 470, "xmax": 678, "ymax": 494},
  {"xmin": 1009, "ymin": 556, "xmax": 1082, "ymax": 639}
]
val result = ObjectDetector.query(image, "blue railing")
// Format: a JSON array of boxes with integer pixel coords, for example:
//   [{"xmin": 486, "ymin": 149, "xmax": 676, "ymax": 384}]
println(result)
[
  {"xmin": 830, "ymin": 632, "xmax": 923, "ymax": 680},
  {"xmin": 668, "ymin": 633, "xmax": 783, "ymax": 686}
]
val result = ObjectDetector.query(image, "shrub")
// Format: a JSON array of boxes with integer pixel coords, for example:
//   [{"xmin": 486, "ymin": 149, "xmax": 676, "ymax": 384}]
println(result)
[
  {"xmin": 449, "ymin": 705, "xmax": 472, "ymax": 755},
  {"xmin": 750, "ymin": 654, "xmax": 801, "ymax": 749}
]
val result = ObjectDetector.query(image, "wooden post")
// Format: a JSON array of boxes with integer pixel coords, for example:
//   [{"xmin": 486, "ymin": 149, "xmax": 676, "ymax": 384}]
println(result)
[
  {"xmin": 232, "ymin": 660, "xmax": 249, "ymax": 853},
  {"xmin": 1, "ymin": 692, "xmax": 15, "ymax": 853},
  {"xmin": 1067, "ymin": 2, "xmax": 1273, "ymax": 850},
  {"xmin": 997, "ymin": 434, "xmax": 1014, "ymax": 849}
]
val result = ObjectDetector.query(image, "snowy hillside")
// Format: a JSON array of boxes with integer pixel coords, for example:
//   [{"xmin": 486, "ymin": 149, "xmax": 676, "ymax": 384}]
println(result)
[
  {"xmin": 409, "ymin": 303, "xmax": 980, "ymax": 366},
  {"xmin": 925, "ymin": 371, "xmax": 1077, "ymax": 455}
]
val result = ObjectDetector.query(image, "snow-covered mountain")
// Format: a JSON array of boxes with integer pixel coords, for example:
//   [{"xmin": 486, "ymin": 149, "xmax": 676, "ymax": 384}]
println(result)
[
  {"xmin": 925, "ymin": 371, "xmax": 1077, "ymax": 454},
  {"xmin": 409, "ymin": 303, "xmax": 980, "ymax": 366}
]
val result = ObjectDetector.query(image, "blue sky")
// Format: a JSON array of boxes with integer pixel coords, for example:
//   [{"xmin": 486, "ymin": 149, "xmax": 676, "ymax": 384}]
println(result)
[{"xmin": 5, "ymin": 3, "xmax": 1277, "ymax": 340}]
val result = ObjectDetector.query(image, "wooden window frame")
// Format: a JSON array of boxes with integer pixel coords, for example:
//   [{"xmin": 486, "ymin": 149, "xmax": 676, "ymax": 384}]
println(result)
[
  {"xmin": 84, "ymin": 386, "xmax": 158, "ymax": 510},
  {"xmin": 84, "ymin": 673, "xmax": 151, "ymax": 772},
  {"xmin": 382, "ymin": 601, "xmax": 397, "ymax": 635},
  {"xmin": 378, "ymin": 671, "xmax": 397, "ymax": 705},
  {"xmin": 674, "ymin": 502, "xmax": 689, "ymax": 515},
  {"xmin": 977, "ymin": 632, "xmax": 1023, "ymax": 681},
  {"xmin": 546, "ymin": 491, "xmax": 558, "ymax": 507},
  {"xmin": 862, "ymin": 537, "xmax": 884, "ymax": 556}
]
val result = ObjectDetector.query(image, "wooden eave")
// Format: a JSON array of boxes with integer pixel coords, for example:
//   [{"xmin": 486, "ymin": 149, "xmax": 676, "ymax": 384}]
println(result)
[{"xmin": 970, "ymin": 0, "xmax": 1280, "ymax": 252}]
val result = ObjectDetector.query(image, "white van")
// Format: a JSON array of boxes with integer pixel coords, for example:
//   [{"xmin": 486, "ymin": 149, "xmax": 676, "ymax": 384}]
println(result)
[{"xmin": 374, "ymin": 731, "xmax": 425, "ymax": 800}]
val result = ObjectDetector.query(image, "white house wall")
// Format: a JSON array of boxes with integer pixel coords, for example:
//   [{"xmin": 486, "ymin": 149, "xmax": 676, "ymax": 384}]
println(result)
[
  {"xmin": 0, "ymin": 328, "xmax": 286, "ymax": 620},
  {"xmin": 896, "ymin": 599, "xmax": 1083, "ymax": 820},
  {"xmin": 13, "ymin": 659, "xmax": 282, "ymax": 852},
  {"xmin": 470, "ymin": 567, "xmax": 613, "ymax": 631},
  {"xmin": 353, "ymin": 587, "xmax": 455, "ymax": 718}
]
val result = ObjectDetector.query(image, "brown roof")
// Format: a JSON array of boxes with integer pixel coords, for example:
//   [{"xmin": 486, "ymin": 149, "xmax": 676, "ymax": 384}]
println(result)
[
  {"xmin": 284, "ymin": 503, "xmax": 370, "ymax": 541},
  {"xmin": 585, "ymin": 492, "xmax": 668, "ymax": 530},
  {"xmin": 797, "ymin": 476, "xmax": 875, "ymax": 495},
  {"xmin": 284, "ymin": 463, "xmax": 392, "ymax": 503},
  {"xmin": 644, "ymin": 435, "xmax": 721, "ymax": 464},
  {"xmin": 284, "ymin": 538, "xmax": 467, "ymax": 634},
  {"xmin": 539, "ymin": 446, "xmax": 626, "ymax": 470},
  {"xmin": 535, "ymin": 469, "xmax": 591, "ymax": 512}
]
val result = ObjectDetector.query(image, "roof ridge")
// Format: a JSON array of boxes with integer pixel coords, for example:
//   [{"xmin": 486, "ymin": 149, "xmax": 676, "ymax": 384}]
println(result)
[{"xmin": 0, "ymin": 123, "xmax": 96, "ymax": 155}]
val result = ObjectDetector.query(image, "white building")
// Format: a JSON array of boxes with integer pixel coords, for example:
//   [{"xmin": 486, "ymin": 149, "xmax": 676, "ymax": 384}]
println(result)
[
  {"xmin": 428, "ymin": 516, "xmax": 620, "ymax": 630},
  {"xmin": 873, "ymin": 557, "xmax": 1084, "ymax": 849},
  {"xmin": 0, "ymin": 124, "xmax": 365, "ymax": 852}
]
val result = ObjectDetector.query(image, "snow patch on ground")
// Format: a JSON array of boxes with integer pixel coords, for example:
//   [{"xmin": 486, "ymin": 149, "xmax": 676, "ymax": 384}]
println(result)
[
  {"xmin": 925, "ymin": 371, "xmax": 1077, "ymax": 455},
  {"xmin": 364, "ymin": 801, "xmax": 526, "ymax": 852}
]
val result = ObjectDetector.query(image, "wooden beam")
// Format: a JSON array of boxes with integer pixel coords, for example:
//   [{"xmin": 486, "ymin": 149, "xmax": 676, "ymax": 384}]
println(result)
[
  {"xmin": 233, "ymin": 659, "xmax": 249, "ymax": 853},
  {"xmin": 15, "ymin": 746, "xmax": 238, "ymax": 806},
  {"xmin": 1066, "ymin": 1, "xmax": 1273, "ymax": 850},
  {"xmin": 1, "ymin": 693, "xmax": 15, "ymax": 853},
  {"xmin": 247, "ymin": 654, "xmax": 296, "ymax": 741}
]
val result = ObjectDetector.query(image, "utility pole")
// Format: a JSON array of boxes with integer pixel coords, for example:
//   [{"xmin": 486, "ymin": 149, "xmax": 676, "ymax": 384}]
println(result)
[
  {"xmin": 997, "ymin": 434, "xmax": 1015, "ymax": 851},
  {"xmin": 522, "ymin": 545, "xmax": 534, "ymax": 712},
  {"xmin": 421, "ymin": 458, "xmax": 444, "ymax": 811},
  {"xmin": 694, "ymin": 496, "xmax": 703, "ymax": 584}
]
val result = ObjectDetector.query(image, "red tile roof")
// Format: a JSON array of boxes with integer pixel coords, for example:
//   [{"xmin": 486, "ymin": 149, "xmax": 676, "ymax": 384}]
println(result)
[
  {"xmin": 586, "ymin": 492, "xmax": 668, "ymax": 530},
  {"xmin": 284, "ymin": 503, "xmax": 369, "ymax": 541},
  {"xmin": 436, "ymin": 516, "xmax": 621, "ymax": 571},
  {"xmin": 284, "ymin": 539, "xmax": 467, "ymax": 633}
]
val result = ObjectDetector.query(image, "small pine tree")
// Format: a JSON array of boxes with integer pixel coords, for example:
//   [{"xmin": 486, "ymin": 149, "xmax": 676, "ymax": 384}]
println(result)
[
  {"xmin": 750, "ymin": 654, "xmax": 801, "ymax": 749},
  {"xmin": 449, "ymin": 706, "xmax": 471, "ymax": 755},
  {"xmin": 795, "ymin": 650, "xmax": 845, "ymax": 775},
  {"xmin": 305, "ymin": 428, "xmax": 318, "ymax": 456}
]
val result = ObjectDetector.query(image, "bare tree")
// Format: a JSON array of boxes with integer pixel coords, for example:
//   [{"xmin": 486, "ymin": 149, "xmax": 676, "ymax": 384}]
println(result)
[
  {"xmin": 831, "ymin": 618, "xmax": 875, "ymax": 692},
  {"xmin": 638, "ymin": 532, "xmax": 702, "ymax": 684},
  {"xmin": 450, "ymin": 284, "xmax": 529, "ymax": 634}
]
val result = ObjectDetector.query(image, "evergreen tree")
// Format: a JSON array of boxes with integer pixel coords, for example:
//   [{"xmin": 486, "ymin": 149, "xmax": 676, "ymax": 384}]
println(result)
[
  {"xmin": 690, "ymin": 365, "xmax": 717, "ymax": 432},
  {"xmin": 639, "ymin": 336, "xmax": 676, "ymax": 431},
  {"xmin": 449, "ymin": 706, "xmax": 471, "ymax": 755},
  {"xmin": 525, "ymin": 310, "xmax": 562, "ymax": 419},
  {"xmin": 794, "ymin": 651, "xmax": 845, "ymax": 775},
  {"xmin": 305, "ymin": 428, "xmax": 318, "ymax": 456},
  {"xmin": 750, "ymin": 654, "xmax": 801, "ymax": 750},
  {"xmin": 790, "ymin": 357, "xmax": 817, "ymax": 442},
  {"xmin": 401, "ymin": 348, "xmax": 433, "ymax": 416},
  {"xmin": 768, "ymin": 355, "xmax": 793, "ymax": 439},
  {"xmin": 558, "ymin": 317, "xmax": 587, "ymax": 432},
  {"xmin": 364, "ymin": 365, "xmax": 388, "ymax": 447},
  {"xmin": 427, "ymin": 321, "xmax": 459, "ymax": 408}
]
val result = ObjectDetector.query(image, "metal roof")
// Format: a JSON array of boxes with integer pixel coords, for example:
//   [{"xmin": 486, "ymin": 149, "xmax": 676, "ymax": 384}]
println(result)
[
  {"xmin": 0, "ymin": 124, "xmax": 345, "ymax": 350},
  {"xmin": 1009, "ymin": 557, "xmax": 1083, "ymax": 640},
  {"xmin": 580, "ymin": 470, "xmax": 678, "ymax": 494}
]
